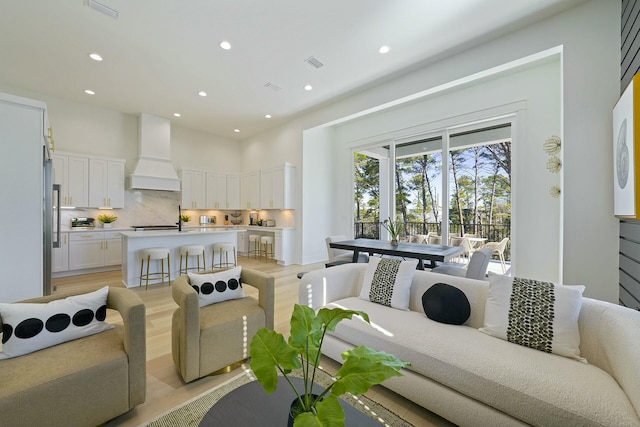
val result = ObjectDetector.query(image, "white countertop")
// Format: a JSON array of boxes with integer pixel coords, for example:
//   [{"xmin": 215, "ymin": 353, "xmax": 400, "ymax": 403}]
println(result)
[{"xmin": 119, "ymin": 228, "xmax": 246, "ymax": 238}]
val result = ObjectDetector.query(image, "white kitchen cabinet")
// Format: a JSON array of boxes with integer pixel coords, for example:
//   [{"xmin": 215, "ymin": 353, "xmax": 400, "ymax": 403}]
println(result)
[
  {"xmin": 275, "ymin": 229, "xmax": 294, "ymax": 265},
  {"xmin": 53, "ymin": 153, "xmax": 89, "ymax": 207},
  {"xmin": 206, "ymin": 172, "xmax": 227, "ymax": 209},
  {"xmin": 52, "ymin": 232, "xmax": 69, "ymax": 272},
  {"xmin": 89, "ymin": 158, "xmax": 125, "ymax": 208},
  {"xmin": 236, "ymin": 230, "xmax": 247, "ymax": 255},
  {"xmin": 181, "ymin": 169, "xmax": 206, "ymax": 209},
  {"xmin": 241, "ymin": 171, "xmax": 260, "ymax": 210},
  {"xmin": 103, "ymin": 231, "xmax": 122, "ymax": 266},
  {"xmin": 69, "ymin": 231, "xmax": 122, "ymax": 270},
  {"xmin": 260, "ymin": 163, "xmax": 295, "ymax": 209},
  {"xmin": 226, "ymin": 174, "xmax": 241, "ymax": 210}
]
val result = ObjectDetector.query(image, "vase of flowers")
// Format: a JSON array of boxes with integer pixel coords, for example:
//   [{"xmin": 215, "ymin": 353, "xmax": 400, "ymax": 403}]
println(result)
[
  {"xmin": 250, "ymin": 304, "xmax": 409, "ymax": 427},
  {"xmin": 382, "ymin": 217, "xmax": 403, "ymax": 245},
  {"xmin": 180, "ymin": 214, "xmax": 191, "ymax": 223}
]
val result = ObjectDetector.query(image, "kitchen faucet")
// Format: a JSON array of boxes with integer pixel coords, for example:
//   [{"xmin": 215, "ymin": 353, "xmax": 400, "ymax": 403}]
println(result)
[{"xmin": 177, "ymin": 205, "xmax": 182, "ymax": 232}]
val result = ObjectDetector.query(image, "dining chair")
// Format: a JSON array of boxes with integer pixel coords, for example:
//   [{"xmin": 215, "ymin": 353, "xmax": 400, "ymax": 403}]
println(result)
[
  {"xmin": 427, "ymin": 234, "xmax": 442, "ymax": 245},
  {"xmin": 325, "ymin": 235, "xmax": 369, "ymax": 264},
  {"xmin": 431, "ymin": 247, "xmax": 492, "ymax": 280},
  {"xmin": 481, "ymin": 237, "xmax": 510, "ymax": 273}
]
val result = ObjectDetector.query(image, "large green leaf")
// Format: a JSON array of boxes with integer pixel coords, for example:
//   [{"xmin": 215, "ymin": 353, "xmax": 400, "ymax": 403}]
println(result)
[
  {"xmin": 331, "ymin": 346, "xmax": 409, "ymax": 396},
  {"xmin": 249, "ymin": 328, "xmax": 301, "ymax": 393},
  {"xmin": 288, "ymin": 305, "xmax": 321, "ymax": 365},
  {"xmin": 316, "ymin": 307, "xmax": 370, "ymax": 332},
  {"xmin": 294, "ymin": 395, "xmax": 345, "ymax": 427}
]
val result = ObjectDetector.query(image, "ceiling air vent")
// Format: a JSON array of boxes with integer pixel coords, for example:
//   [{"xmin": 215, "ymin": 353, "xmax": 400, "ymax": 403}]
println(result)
[
  {"xmin": 305, "ymin": 56, "xmax": 324, "ymax": 69},
  {"xmin": 264, "ymin": 82, "xmax": 282, "ymax": 92},
  {"xmin": 84, "ymin": 0, "xmax": 119, "ymax": 19}
]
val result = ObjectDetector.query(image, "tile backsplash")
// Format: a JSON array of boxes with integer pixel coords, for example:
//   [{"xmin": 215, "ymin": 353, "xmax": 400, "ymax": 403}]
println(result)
[{"xmin": 59, "ymin": 189, "xmax": 295, "ymax": 229}]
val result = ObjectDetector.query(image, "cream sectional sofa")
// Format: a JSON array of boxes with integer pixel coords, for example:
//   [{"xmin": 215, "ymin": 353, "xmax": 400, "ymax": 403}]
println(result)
[{"xmin": 299, "ymin": 263, "xmax": 640, "ymax": 426}]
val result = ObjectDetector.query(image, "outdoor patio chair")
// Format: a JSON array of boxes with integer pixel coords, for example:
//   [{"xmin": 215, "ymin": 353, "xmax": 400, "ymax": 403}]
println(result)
[{"xmin": 482, "ymin": 237, "xmax": 510, "ymax": 273}]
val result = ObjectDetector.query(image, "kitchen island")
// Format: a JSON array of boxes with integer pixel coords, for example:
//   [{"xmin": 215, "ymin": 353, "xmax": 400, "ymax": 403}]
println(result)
[{"xmin": 119, "ymin": 228, "xmax": 245, "ymax": 288}]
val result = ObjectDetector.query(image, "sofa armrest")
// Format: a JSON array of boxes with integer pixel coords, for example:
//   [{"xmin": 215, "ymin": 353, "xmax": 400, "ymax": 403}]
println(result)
[
  {"xmin": 241, "ymin": 268, "xmax": 275, "ymax": 330},
  {"xmin": 107, "ymin": 287, "xmax": 146, "ymax": 408},
  {"xmin": 172, "ymin": 275, "xmax": 201, "ymax": 382},
  {"xmin": 298, "ymin": 263, "xmax": 367, "ymax": 309}
]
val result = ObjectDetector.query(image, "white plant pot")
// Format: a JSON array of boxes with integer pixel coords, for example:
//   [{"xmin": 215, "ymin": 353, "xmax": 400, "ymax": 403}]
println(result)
[{"xmin": 103, "ymin": 223, "xmax": 112, "ymax": 229}]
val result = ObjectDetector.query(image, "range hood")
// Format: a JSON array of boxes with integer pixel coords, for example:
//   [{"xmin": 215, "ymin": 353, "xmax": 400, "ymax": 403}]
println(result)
[{"xmin": 127, "ymin": 113, "xmax": 181, "ymax": 191}]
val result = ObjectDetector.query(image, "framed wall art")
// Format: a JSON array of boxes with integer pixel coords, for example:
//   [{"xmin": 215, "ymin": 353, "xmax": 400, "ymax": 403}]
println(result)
[{"xmin": 613, "ymin": 73, "xmax": 640, "ymax": 218}]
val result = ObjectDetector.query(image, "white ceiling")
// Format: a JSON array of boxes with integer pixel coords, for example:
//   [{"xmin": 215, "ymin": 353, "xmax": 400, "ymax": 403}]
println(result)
[{"xmin": 0, "ymin": 0, "xmax": 582, "ymax": 140}]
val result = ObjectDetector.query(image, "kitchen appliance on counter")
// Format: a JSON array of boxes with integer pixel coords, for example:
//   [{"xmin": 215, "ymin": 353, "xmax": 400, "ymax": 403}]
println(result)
[
  {"xmin": 249, "ymin": 212, "xmax": 257, "ymax": 225},
  {"xmin": 71, "ymin": 217, "xmax": 95, "ymax": 229},
  {"xmin": 200, "ymin": 215, "xmax": 216, "ymax": 225}
]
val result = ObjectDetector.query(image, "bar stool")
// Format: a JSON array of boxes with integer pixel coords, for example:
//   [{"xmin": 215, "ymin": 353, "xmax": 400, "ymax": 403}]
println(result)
[
  {"xmin": 179, "ymin": 244, "xmax": 206, "ymax": 275},
  {"xmin": 212, "ymin": 242, "xmax": 237, "ymax": 269},
  {"xmin": 139, "ymin": 247, "xmax": 171, "ymax": 290},
  {"xmin": 248, "ymin": 235, "xmax": 261, "ymax": 259},
  {"xmin": 260, "ymin": 235, "xmax": 275, "ymax": 263}
]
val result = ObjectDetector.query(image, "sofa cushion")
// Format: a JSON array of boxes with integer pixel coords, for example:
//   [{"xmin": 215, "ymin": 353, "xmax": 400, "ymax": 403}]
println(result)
[
  {"xmin": 480, "ymin": 275, "xmax": 585, "ymax": 361},
  {"xmin": 0, "ymin": 286, "xmax": 113, "ymax": 359},
  {"xmin": 188, "ymin": 267, "xmax": 246, "ymax": 307},
  {"xmin": 422, "ymin": 283, "xmax": 470, "ymax": 325},
  {"xmin": 359, "ymin": 257, "xmax": 418, "ymax": 310},
  {"xmin": 325, "ymin": 297, "xmax": 640, "ymax": 427}
]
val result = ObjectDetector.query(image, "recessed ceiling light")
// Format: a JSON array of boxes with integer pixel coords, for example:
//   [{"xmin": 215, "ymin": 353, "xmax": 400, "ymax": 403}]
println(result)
[
  {"xmin": 84, "ymin": 89, "xmax": 95, "ymax": 95},
  {"xmin": 234, "ymin": 129, "xmax": 240, "ymax": 133},
  {"xmin": 89, "ymin": 53, "xmax": 103, "ymax": 61},
  {"xmin": 220, "ymin": 41, "xmax": 231, "ymax": 50},
  {"xmin": 198, "ymin": 91, "xmax": 207, "ymax": 97},
  {"xmin": 379, "ymin": 46, "xmax": 390, "ymax": 54},
  {"xmin": 265, "ymin": 114, "xmax": 272, "ymax": 119},
  {"xmin": 304, "ymin": 85, "xmax": 313, "ymax": 91},
  {"xmin": 173, "ymin": 113, "xmax": 181, "ymax": 117}
]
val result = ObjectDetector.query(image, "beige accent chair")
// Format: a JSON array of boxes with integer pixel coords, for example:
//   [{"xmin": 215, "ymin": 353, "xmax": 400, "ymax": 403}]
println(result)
[
  {"xmin": 171, "ymin": 268, "xmax": 275, "ymax": 383},
  {"xmin": 482, "ymin": 237, "xmax": 510, "ymax": 273},
  {"xmin": 0, "ymin": 287, "xmax": 146, "ymax": 427}
]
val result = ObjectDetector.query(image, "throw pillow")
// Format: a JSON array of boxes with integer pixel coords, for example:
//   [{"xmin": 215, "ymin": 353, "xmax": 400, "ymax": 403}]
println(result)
[
  {"xmin": 188, "ymin": 266, "xmax": 245, "ymax": 307},
  {"xmin": 479, "ymin": 274, "xmax": 586, "ymax": 362},
  {"xmin": 422, "ymin": 283, "xmax": 471, "ymax": 325},
  {"xmin": 0, "ymin": 286, "xmax": 113, "ymax": 359},
  {"xmin": 358, "ymin": 257, "xmax": 418, "ymax": 310}
]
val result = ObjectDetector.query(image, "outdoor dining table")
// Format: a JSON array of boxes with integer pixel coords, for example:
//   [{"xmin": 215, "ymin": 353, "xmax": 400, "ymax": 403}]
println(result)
[{"xmin": 329, "ymin": 238, "xmax": 463, "ymax": 270}]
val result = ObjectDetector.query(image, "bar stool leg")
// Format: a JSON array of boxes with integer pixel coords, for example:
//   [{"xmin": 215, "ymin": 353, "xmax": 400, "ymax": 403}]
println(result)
[
  {"xmin": 145, "ymin": 254, "xmax": 151, "ymax": 290},
  {"xmin": 167, "ymin": 253, "xmax": 171, "ymax": 283},
  {"xmin": 139, "ymin": 258, "xmax": 144, "ymax": 287}
]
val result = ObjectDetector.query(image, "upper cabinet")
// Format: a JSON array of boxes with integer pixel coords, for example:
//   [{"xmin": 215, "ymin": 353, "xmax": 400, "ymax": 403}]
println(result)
[
  {"xmin": 206, "ymin": 172, "xmax": 227, "ymax": 209},
  {"xmin": 53, "ymin": 153, "xmax": 89, "ymax": 208},
  {"xmin": 181, "ymin": 169, "xmax": 206, "ymax": 209},
  {"xmin": 89, "ymin": 158, "xmax": 125, "ymax": 208},
  {"xmin": 226, "ymin": 174, "xmax": 240, "ymax": 210},
  {"xmin": 241, "ymin": 171, "xmax": 260, "ymax": 210},
  {"xmin": 261, "ymin": 163, "xmax": 295, "ymax": 209}
]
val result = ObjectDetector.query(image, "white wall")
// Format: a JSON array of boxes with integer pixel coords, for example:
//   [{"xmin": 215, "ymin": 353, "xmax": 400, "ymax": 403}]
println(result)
[
  {"xmin": 332, "ymin": 59, "xmax": 561, "ymax": 284},
  {"xmin": 240, "ymin": 0, "xmax": 620, "ymax": 302}
]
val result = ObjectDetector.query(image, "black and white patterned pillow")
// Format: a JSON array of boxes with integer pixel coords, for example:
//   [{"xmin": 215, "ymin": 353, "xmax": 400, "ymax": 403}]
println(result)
[
  {"xmin": 359, "ymin": 257, "xmax": 418, "ymax": 310},
  {"xmin": 0, "ymin": 286, "xmax": 113, "ymax": 359},
  {"xmin": 479, "ymin": 274, "xmax": 586, "ymax": 361},
  {"xmin": 188, "ymin": 267, "xmax": 245, "ymax": 307}
]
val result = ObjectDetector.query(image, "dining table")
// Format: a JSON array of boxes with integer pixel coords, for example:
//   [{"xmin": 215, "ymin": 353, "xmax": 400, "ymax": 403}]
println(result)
[{"xmin": 329, "ymin": 238, "xmax": 464, "ymax": 270}]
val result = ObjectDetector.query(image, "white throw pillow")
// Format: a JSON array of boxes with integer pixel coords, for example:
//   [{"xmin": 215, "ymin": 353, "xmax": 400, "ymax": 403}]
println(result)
[
  {"xmin": 0, "ymin": 286, "xmax": 113, "ymax": 359},
  {"xmin": 359, "ymin": 257, "xmax": 418, "ymax": 311},
  {"xmin": 188, "ymin": 267, "xmax": 245, "ymax": 307},
  {"xmin": 480, "ymin": 274, "xmax": 586, "ymax": 362}
]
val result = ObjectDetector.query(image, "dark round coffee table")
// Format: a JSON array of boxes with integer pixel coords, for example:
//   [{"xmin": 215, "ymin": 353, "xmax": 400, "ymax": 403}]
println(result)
[{"xmin": 199, "ymin": 376, "xmax": 381, "ymax": 426}]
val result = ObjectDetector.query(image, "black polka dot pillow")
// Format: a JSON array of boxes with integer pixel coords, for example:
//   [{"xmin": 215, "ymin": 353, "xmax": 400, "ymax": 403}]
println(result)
[
  {"xmin": 188, "ymin": 266, "xmax": 245, "ymax": 308},
  {"xmin": 0, "ymin": 286, "xmax": 113, "ymax": 359}
]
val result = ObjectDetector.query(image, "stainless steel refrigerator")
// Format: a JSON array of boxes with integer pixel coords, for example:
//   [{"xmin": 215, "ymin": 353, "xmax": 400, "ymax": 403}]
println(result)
[{"xmin": 0, "ymin": 92, "xmax": 58, "ymax": 303}]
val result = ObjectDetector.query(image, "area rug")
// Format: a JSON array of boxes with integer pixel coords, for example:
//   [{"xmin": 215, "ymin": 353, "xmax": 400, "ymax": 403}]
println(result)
[{"xmin": 143, "ymin": 367, "xmax": 415, "ymax": 427}]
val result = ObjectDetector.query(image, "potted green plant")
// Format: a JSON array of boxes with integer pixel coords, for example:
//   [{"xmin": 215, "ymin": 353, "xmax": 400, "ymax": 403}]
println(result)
[
  {"xmin": 97, "ymin": 213, "xmax": 117, "ymax": 229},
  {"xmin": 180, "ymin": 214, "xmax": 191, "ymax": 223},
  {"xmin": 381, "ymin": 217, "xmax": 403, "ymax": 245},
  {"xmin": 250, "ymin": 304, "xmax": 409, "ymax": 427}
]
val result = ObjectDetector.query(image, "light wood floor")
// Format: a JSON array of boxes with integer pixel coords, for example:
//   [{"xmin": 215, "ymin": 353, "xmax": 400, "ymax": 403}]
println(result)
[{"xmin": 53, "ymin": 257, "xmax": 454, "ymax": 427}]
